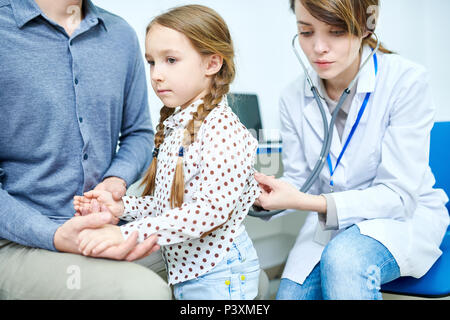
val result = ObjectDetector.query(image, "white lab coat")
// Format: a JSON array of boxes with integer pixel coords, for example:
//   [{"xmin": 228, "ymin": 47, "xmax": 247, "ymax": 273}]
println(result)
[{"xmin": 278, "ymin": 45, "xmax": 449, "ymax": 285}]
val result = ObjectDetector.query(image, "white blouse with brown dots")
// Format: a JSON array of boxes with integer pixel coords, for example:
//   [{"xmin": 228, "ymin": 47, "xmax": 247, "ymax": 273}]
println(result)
[{"xmin": 119, "ymin": 96, "xmax": 261, "ymax": 285}]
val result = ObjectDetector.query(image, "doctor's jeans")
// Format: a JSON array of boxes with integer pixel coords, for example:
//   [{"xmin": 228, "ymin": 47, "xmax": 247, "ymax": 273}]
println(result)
[{"xmin": 276, "ymin": 225, "xmax": 401, "ymax": 300}]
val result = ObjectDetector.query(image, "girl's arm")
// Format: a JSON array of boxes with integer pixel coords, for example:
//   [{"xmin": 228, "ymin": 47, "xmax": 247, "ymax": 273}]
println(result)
[
  {"xmin": 121, "ymin": 195, "xmax": 157, "ymax": 221},
  {"xmin": 74, "ymin": 191, "xmax": 156, "ymax": 222}
]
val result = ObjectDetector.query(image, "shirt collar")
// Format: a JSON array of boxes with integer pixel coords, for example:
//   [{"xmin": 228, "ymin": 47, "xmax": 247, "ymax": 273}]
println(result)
[
  {"xmin": 304, "ymin": 44, "xmax": 377, "ymax": 98},
  {"xmin": 163, "ymin": 96, "xmax": 228, "ymax": 130},
  {"xmin": 318, "ymin": 77, "xmax": 357, "ymax": 115},
  {"xmin": 84, "ymin": 0, "xmax": 108, "ymax": 32},
  {"xmin": 9, "ymin": 0, "xmax": 41, "ymax": 28},
  {"xmin": 10, "ymin": 0, "xmax": 107, "ymax": 31}
]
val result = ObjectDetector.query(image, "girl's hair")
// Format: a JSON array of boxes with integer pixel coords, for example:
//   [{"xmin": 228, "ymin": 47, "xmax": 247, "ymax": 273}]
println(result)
[
  {"xmin": 140, "ymin": 5, "xmax": 236, "ymax": 208},
  {"xmin": 289, "ymin": 0, "xmax": 392, "ymax": 54}
]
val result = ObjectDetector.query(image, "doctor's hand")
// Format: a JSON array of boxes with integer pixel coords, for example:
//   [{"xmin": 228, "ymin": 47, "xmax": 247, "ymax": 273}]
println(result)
[
  {"xmin": 254, "ymin": 172, "xmax": 303, "ymax": 211},
  {"xmin": 254, "ymin": 172, "xmax": 327, "ymax": 214}
]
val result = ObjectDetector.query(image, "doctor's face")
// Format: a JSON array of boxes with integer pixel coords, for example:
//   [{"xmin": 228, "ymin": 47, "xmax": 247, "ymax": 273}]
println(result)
[{"xmin": 295, "ymin": 1, "xmax": 363, "ymax": 81}]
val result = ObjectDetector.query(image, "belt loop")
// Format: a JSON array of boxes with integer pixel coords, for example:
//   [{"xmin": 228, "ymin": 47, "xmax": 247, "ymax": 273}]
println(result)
[{"xmin": 233, "ymin": 233, "xmax": 248, "ymax": 262}]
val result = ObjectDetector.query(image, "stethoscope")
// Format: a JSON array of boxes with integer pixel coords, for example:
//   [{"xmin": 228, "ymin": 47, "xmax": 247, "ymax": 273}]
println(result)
[{"xmin": 248, "ymin": 33, "xmax": 381, "ymax": 218}]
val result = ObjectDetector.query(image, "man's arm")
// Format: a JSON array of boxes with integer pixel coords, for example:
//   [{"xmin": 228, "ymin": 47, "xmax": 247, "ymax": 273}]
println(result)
[
  {"xmin": 0, "ymin": 173, "xmax": 60, "ymax": 251},
  {"xmin": 102, "ymin": 34, "xmax": 154, "ymax": 187}
]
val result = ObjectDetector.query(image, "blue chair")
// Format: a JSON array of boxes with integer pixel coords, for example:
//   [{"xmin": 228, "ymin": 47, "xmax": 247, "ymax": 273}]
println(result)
[{"xmin": 381, "ymin": 122, "xmax": 450, "ymax": 298}]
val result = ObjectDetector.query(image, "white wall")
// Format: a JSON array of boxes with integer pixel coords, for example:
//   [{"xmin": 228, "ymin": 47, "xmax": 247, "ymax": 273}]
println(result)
[{"xmin": 93, "ymin": 0, "xmax": 450, "ymax": 132}]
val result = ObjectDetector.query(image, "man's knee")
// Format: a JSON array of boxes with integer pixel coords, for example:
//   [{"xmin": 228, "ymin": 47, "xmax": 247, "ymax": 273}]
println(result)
[{"xmin": 97, "ymin": 262, "xmax": 172, "ymax": 300}]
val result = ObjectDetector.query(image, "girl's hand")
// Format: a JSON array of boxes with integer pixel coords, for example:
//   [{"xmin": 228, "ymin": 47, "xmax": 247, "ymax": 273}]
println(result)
[
  {"xmin": 77, "ymin": 224, "xmax": 124, "ymax": 256},
  {"xmin": 73, "ymin": 196, "xmax": 100, "ymax": 216},
  {"xmin": 73, "ymin": 192, "xmax": 121, "ymax": 224},
  {"xmin": 81, "ymin": 190, "xmax": 124, "ymax": 218}
]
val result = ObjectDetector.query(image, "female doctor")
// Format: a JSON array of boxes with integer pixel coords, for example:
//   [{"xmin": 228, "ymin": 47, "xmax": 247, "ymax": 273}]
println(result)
[{"xmin": 255, "ymin": 0, "xmax": 449, "ymax": 300}]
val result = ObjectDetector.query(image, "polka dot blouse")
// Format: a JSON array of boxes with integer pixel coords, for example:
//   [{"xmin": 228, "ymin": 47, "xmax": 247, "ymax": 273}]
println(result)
[{"xmin": 119, "ymin": 96, "xmax": 261, "ymax": 285}]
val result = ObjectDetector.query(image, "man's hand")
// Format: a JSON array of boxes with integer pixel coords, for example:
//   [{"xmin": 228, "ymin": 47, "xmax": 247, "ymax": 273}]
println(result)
[
  {"xmin": 54, "ymin": 212, "xmax": 160, "ymax": 261},
  {"xmin": 54, "ymin": 211, "xmax": 113, "ymax": 254},
  {"xmin": 95, "ymin": 176, "xmax": 127, "ymax": 201},
  {"xmin": 86, "ymin": 231, "xmax": 161, "ymax": 262}
]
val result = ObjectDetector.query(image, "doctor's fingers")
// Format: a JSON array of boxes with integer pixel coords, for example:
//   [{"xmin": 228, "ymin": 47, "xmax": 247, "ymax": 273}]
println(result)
[
  {"xmin": 255, "ymin": 173, "xmax": 279, "ymax": 190},
  {"xmin": 256, "ymin": 194, "xmax": 274, "ymax": 211}
]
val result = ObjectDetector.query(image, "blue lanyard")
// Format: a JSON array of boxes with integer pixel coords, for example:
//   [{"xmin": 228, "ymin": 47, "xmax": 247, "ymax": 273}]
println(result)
[{"xmin": 327, "ymin": 53, "xmax": 378, "ymax": 192}]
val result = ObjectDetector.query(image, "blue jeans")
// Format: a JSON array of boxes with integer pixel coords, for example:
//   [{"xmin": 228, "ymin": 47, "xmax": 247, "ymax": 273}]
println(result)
[
  {"xmin": 173, "ymin": 230, "xmax": 260, "ymax": 300},
  {"xmin": 277, "ymin": 225, "xmax": 401, "ymax": 300}
]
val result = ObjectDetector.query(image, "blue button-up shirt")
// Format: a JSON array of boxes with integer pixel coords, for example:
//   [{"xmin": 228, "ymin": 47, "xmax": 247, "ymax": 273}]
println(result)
[{"xmin": 0, "ymin": 0, "xmax": 154, "ymax": 251}]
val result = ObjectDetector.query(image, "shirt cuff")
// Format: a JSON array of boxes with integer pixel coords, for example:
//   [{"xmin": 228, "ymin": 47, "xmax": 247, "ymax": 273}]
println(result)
[
  {"xmin": 119, "ymin": 195, "xmax": 139, "ymax": 221},
  {"xmin": 102, "ymin": 165, "xmax": 136, "ymax": 189},
  {"xmin": 318, "ymin": 193, "xmax": 339, "ymax": 230}
]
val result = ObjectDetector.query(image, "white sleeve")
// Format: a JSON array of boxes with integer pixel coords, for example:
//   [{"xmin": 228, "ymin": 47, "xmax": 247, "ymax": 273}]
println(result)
[
  {"xmin": 332, "ymin": 68, "xmax": 435, "ymax": 229},
  {"xmin": 120, "ymin": 195, "xmax": 157, "ymax": 221}
]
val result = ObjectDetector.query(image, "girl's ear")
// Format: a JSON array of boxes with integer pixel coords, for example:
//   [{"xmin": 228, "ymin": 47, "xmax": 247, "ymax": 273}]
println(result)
[{"xmin": 205, "ymin": 54, "xmax": 223, "ymax": 76}]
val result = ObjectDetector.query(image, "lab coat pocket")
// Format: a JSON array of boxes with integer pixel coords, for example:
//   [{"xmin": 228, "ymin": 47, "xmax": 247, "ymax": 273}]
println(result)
[
  {"xmin": 346, "ymin": 123, "xmax": 382, "ymax": 186},
  {"xmin": 302, "ymin": 129, "xmax": 324, "ymax": 173}
]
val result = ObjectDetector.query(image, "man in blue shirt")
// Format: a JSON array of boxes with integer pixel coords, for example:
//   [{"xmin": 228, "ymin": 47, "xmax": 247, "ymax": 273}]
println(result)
[{"xmin": 0, "ymin": 0, "xmax": 171, "ymax": 299}]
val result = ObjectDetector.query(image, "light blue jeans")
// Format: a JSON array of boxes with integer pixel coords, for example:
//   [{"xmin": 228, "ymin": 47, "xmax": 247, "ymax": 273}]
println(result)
[
  {"xmin": 173, "ymin": 230, "xmax": 260, "ymax": 300},
  {"xmin": 277, "ymin": 225, "xmax": 401, "ymax": 300}
]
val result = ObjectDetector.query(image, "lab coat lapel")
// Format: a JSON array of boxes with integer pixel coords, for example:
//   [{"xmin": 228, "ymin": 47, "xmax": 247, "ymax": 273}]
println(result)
[{"xmin": 339, "ymin": 45, "xmax": 378, "ymax": 168}]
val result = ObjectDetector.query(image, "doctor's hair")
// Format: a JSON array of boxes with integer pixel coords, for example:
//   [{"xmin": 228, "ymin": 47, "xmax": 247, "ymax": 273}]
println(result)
[
  {"xmin": 289, "ymin": 0, "xmax": 392, "ymax": 54},
  {"xmin": 140, "ymin": 4, "xmax": 236, "ymax": 208}
]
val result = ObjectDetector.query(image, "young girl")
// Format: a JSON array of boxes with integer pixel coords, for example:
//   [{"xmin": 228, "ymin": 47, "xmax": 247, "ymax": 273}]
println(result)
[{"xmin": 73, "ymin": 5, "xmax": 261, "ymax": 300}]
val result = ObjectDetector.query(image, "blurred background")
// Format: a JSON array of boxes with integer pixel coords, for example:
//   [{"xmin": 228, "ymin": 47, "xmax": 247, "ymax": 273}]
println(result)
[
  {"xmin": 95, "ymin": 0, "xmax": 450, "ymax": 134},
  {"xmin": 95, "ymin": 0, "xmax": 450, "ymax": 299}
]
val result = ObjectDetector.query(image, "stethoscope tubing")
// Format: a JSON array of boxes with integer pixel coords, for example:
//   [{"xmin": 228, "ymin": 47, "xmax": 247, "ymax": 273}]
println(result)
[{"xmin": 248, "ymin": 33, "xmax": 380, "ymax": 218}]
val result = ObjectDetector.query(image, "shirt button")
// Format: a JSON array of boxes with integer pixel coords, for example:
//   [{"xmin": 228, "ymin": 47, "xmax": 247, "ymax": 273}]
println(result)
[
  {"xmin": 83, "ymin": 154, "xmax": 88, "ymax": 160},
  {"xmin": 79, "ymin": 117, "xmax": 83, "ymax": 123},
  {"xmin": 74, "ymin": 78, "xmax": 79, "ymax": 85}
]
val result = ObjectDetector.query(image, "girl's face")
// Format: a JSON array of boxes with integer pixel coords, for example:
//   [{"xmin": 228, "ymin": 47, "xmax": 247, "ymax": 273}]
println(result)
[
  {"xmin": 145, "ymin": 24, "xmax": 213, "ymax": 109},
  {"xmin": 295, "ymin": 1, "xmax": 363, "ymax": 82}
]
